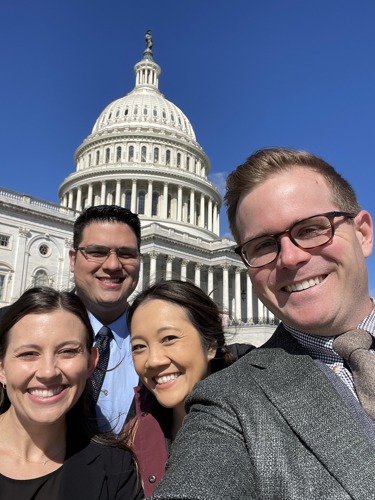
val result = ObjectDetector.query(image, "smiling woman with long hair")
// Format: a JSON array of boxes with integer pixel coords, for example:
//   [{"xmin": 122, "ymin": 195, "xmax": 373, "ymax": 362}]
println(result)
[
  {"xmin": 0, "ymin": 287, "xmax": 143, "ymax": 500},
  {"xmin": 123, "ymin": 280, "xmax": 253, "ymax": 496}
]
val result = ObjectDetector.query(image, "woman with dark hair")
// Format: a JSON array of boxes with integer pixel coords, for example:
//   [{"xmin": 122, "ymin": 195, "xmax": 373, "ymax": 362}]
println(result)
[
  {"xmin": 125, "ymin": 280, "xmax": 253, "ymax": 496},
  {"xmin": 0, "ymin": 287, "xmax": 143, "ymax": 500}
]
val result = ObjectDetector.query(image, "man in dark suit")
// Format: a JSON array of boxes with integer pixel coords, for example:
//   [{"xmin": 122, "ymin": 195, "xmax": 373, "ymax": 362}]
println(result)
[
  {"xmin": 151, "ymin": 148, "xmax": 375, "ymax": 499},
  {"xmin": 69, "ymin": 205, "xmax": 141, "ymax": 433}
]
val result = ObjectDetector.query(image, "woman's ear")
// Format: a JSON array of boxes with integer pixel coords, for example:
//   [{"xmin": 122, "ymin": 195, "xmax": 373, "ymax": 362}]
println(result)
[
  {"xmin": 0, "ymin": 361, "xmax": 7, "ymax": 386},
  {"xmin": 207, "ymin": 343, "xmax": 217, "ymax": 362},
  {"xmin": 86, "ymin": 347, "xmax": 99, "ymax": 379}
]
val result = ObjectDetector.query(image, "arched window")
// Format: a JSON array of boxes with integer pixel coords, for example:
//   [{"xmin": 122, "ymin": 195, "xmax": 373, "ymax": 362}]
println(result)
[
  {"xmin": 166, "ymin": 149, "xmax": 171, "ymax": 166},
  {"xmin": 116, "ymin": 146, "xmax": 122, "ymax": 162},
  {"xmin": 141, "ymin": 146, "xmax": 147, "ymax": 163},
  {"xmin": 187, "ymin": 156, "xmax": 190, "ymax": 170},
  {"xmin": 152, "ymin": 192, "xmax": 159, "ymax": 216},
  {"xmin": 105, "ymin": 148, "xmax": 110, "ymax": 163},
  {"xmin": 177, "ymin": 152, "xmax": 181, "ymax": 167},
  {"xmin": 34, "ymin": 270, "xmax": 49, "ymax": 287},
  {"xmin": 153, "ymin": 107, "xmax": 157, "ymax": 117},
  {"xmin": 134, "ymin": 105, "xmax": 138, "ymax": 116},
  {"xmin": 128, "ymin": 146, "xmax": 134, "ymax": 162},
  {"xmin": 88, "ymin": 154, "xmax": 92, "ymax": 167},
  {"xmin": 96, "ymin": 151, "xmax": 100, "ymax": 165},
  {"xmin": 154, "ymin": 147, "xmax": 159, "ymax": 164},
  {"xmin": 125, "ymin": 191, "xmax": 131, "ymax": 210},
  {"xmin": 138, "ymin": 191, "xmax": 145, "ymax": 214}
]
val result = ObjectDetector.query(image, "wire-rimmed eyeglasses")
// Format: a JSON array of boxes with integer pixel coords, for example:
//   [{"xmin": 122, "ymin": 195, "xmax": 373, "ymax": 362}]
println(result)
[
  {"xmin": 235, "ymin": 211, "xmax": 356, "ymax": 268},
  {"xmin": 76, "ymin": 245, "xmax": 140, "ymax": 265}
]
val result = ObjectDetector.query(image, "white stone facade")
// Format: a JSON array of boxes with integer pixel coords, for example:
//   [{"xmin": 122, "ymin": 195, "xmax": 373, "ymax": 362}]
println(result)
[{"xmin": 0, "ymin": 36, "xmax": 276, "ymax": 345}]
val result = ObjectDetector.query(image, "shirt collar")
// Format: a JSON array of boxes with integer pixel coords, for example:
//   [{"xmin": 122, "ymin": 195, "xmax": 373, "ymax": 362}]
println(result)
[
  {"xmin": 88, "ymin": 310, "xmax": 129, "ymax": 348},
  {"xmin": 284, "ymin": 298, "xmax": 375, "ymax": 362}
]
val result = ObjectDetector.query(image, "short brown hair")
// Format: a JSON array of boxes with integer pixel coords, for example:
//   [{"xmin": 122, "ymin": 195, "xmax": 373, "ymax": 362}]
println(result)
[{"xmin": 225, "ymin": 147, "xmax": 361, "ymax": 242}]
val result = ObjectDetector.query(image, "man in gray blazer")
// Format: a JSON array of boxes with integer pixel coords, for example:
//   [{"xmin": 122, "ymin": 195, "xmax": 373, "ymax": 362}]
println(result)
[{"xmin": 151, "ymin": 148, "xmax": 375, "ymax": 499}]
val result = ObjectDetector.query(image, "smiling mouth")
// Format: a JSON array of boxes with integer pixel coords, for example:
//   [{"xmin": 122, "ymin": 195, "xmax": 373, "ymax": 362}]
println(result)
[
  {"xmin": 97, "ymin": 277, "xmax": 124, "ymax": 283},
  {"xmin": 28, "ymin": 386, "xmax": 66, "ymax": 398},
  {"xmin": 284, "ymin": 276, "xmax": 325, "ymax": 293},
  {"xmin": 154, "ymin": 373, "xmax": 181, "ymax": 384}
]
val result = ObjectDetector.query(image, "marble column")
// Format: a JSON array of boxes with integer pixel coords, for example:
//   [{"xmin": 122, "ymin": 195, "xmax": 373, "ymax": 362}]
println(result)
[{"xmin": 131, "ymin": 179, "xmax": 137, "ymax": 213}]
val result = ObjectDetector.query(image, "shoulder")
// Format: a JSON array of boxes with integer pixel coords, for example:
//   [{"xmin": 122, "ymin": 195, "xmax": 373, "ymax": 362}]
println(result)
[
  {"xmin": 69, "ymin": 441, "xmax": 135, "ymax": 472},
  {"xmin": 186, "ymin": 326, "xmax": 306, "ymax": 400},
  {"xmin": 227, "ymin": 342, "xmax": 255, "ymax": 358}
]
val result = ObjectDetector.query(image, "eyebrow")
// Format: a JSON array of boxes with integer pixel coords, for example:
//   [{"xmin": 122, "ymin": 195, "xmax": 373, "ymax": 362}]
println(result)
[
  {"xmin": 12, "ymin": 340, "xmax": 85, "ymax": 351},
  {"xmin": 131, "ymin": 326, "xmax": 182, "ymax": 342}
]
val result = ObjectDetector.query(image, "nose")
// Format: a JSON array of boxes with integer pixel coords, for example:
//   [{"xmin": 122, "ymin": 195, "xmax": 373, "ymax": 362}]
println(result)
[
  {"xmin": 102, "ymin": 251, "xmax": 122, "ymax": 271},
  {"xmin": 144, "ymin": 345, "xmax": 170, "ymax": 370},
  {"xmin": 276, "ymin": 234, "xmax": 312, "ymax": 268},
  {"xmin": 36, "ymin": 355, "xmax": 61, "ymax": 380}
]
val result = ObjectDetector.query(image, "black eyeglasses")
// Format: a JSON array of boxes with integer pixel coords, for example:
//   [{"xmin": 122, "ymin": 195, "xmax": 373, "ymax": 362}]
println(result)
[
  {"xmin": 235, "ymin": 211, "xmax": 357, "ymax": 268},
  {"xmin": 76, "ymin": 245, "xmax": 140, "ymax": 265}
]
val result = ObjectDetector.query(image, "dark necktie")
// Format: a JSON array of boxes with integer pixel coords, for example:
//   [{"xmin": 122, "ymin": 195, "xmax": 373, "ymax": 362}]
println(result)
[
  {"xmin": 91, "ymin": 326, "xmax": 113, "ymax": 402},
  {"xmin": 333, "ymin": 329, "xmax": 375, "ymax": 420}
]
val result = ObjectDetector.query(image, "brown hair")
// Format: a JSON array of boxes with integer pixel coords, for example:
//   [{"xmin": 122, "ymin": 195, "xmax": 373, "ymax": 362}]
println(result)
[{"xmin": 225, "ymin": 147, "xmax": 361, "ymax": 242}]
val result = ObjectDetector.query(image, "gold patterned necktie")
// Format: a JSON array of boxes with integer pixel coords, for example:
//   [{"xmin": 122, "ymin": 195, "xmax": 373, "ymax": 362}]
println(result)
[{"xmin": 333, "ymin": 329, "xmax": 375, "ymax": 420}]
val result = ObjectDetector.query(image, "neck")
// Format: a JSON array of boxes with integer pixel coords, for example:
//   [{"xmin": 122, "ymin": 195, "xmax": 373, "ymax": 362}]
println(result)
[{"xmin": 0, "ymin": 407, "xmax": 67, "ymax": 461}]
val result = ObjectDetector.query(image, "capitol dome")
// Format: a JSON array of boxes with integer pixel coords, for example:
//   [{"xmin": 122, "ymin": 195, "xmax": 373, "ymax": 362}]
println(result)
[
  {"xmin": 0, "ymin": 31, "xmax": 276, "ymax": 344},
  {"xmin": 92, "ymin": 59, "xmax": 197, "ymax": 142},
  {"xmin": 59, "ymin": 35, "xmax": 220, "ymax": 239}
]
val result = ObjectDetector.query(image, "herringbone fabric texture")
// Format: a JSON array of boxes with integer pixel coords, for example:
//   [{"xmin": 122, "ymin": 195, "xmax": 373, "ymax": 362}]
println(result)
[
  {"xmin": 91, "ymin": 326, "xmax": 112, "ymax": 402},
  {"xmin": 333, "ymin": 328, "xmax": 375, "ymax": 420}
]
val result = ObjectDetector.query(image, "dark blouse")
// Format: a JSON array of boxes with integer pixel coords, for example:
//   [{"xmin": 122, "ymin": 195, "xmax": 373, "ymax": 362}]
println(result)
[{"xmin": 0, "ymin": 466, "xmax": 63, "ymax": 500}]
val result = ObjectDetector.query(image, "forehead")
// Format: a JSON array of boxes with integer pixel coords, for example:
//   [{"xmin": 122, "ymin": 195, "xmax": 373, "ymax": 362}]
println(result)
[
  {"xmin": 133, "ymin": 299, "xmax": 189, "ymax": 323},
  {"xmin": 236, "ymin": 169, "xmax": 334, "ymax": 241},
  {"xmin": 7, "ymin": 310, "xmax": 87, "ymax": 346},
  {"xmin": 81, "ymin": 221, "xmax": 137, "ymax": 245}
]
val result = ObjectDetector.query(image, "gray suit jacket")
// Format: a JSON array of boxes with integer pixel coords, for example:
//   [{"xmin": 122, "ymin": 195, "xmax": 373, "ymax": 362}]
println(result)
[{"xmin": 151, "ymin": 325, "xmax": 375, "ymax": 499}]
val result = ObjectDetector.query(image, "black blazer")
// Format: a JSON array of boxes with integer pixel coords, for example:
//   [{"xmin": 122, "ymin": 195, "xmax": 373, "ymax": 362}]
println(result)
[{"xmin": 60, "ymin": 442, "xmax": 143, "ymax": 500}]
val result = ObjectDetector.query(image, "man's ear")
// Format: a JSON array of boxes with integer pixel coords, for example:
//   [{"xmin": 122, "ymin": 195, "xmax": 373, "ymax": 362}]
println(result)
[
  {"xmin": 354, "ymin": 210, "xmax": 373, "ymax": 258},
  {"xmin": 69, "ymin": 248, "xmax": 77, "ymax": 273},
  {"xmin": 87, "ymin": 347, "xmax": 99, "ymax": 379}
]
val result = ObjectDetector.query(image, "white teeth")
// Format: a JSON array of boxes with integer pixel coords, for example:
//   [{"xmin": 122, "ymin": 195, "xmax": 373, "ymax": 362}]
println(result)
[
  {"xmin": 29, "ymin": 387, "xmax": 64, "ymax": 397},
  {"xmin": 285, "ymin": 276, "xmax": 324, "ymax": 293},
  {"xmin": 155, "ymin": 373, "xmax": 180, "ymax": 384},
  {"xmin": 100, "ymin": 278, "xmax": 121, "ymax": 283}
]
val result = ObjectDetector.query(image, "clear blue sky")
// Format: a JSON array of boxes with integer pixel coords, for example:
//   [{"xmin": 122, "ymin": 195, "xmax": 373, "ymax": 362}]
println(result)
[{"xmin": 1, "ymin": 0, "xmax": 374, "ymax": 294}]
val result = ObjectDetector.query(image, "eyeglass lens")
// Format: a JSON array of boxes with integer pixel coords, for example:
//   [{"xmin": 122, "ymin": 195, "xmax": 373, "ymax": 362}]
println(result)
[{"xmin": 242, "ymin": 214, "xmax": 334, "ymax": 267}]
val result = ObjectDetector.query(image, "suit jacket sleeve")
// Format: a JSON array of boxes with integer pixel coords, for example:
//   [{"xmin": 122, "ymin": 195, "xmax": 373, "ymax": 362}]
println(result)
[{"xmin": 151, "ymin": 335, "xmax": 375, "ymax": 500}]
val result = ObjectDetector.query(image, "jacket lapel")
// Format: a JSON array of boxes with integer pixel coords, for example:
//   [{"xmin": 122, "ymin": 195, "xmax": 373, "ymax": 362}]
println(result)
[
  {"xmin": 59, "ymin": 443, "xmax": 106, "ymax": 500},
  {"xmin": 249, "ymin": 326, "xmax": 375, "ymax": 499}
]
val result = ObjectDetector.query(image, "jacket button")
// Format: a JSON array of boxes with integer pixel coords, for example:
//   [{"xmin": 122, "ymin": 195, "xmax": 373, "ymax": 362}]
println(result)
[{"xmin": 148, "ymin": 475, "xmax": 156, "ymax": 483}]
